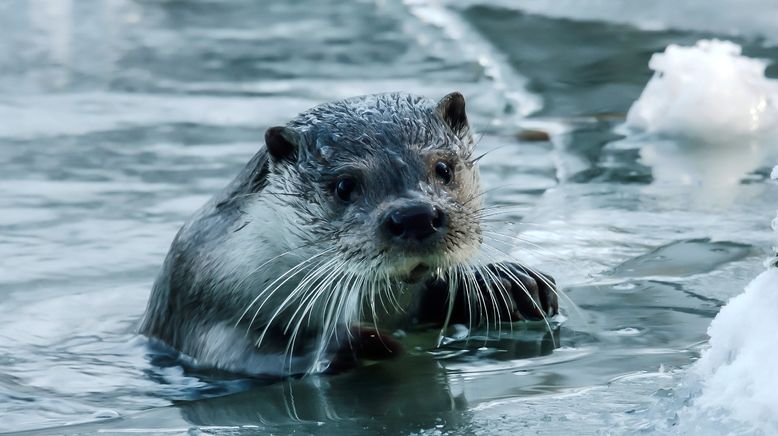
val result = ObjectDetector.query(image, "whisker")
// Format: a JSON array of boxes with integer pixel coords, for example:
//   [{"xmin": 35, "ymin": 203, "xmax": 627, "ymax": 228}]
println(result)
[
  {"xmin": 436, "ymin": 266, "xmax": 458, "ymax": 347},
  {"xmin": 490, "ymin": 261, "xmax": 556, "ymax": 346},
  {"xmin": 244, "ymin": 248, "xmax": 337, "ymax": 333},
  {"xmin": 476, "ymin": 263, "xmax": 514, "ymax": 334},
  {"xmin": 233, "ymin": 243, "xmax": 335, "ymax": 327},
  {"xmin": 314, "ymin": 267, "xmax": 354, "ymax": 366},
  {"xmin": 479, "ymin": 234, "xmax": 584, "ymax": 319},
  {"xmin": 477, "ymin": 244, "xmax": 560, "ymax": 343},
  {"xmin": 366, "ymin": 270, "xmax": 395, "ymax": 354},
  {"xmin": 283, "ymin": 258, "xmax": 343, "ymax": 335},
  {"xmin": 291, "ymin": 264, "xmax": 345, "ymax": 361},
  {"xmin": 463, "ymin": 266, "xmax": 489, "ymax": 346},
  {"xmin": 309, "ymin": 267, "xmax": 353, "ymax": 361},
  {"xmin": 480, "ymin": 231, "xmax": 582, "ymax": 272},
  {"xmin": 282, "ymin": 260, "xmax": 348, "ymax": 370},
  {"xmin": 461, "ymin": 183, "xmax": 534, "ymax": 207},
  {"xmin": 473, "ymin": 263, "xmax": 502, "ymax": 333},
  {"xmin": 516, "ymin": 261, "xmax": 585, "ymax": 322},
  {"xmin": 469, "ymin": 148, "xmax": 496, "ymax": 165},
  {"xmin": 368, "ymin": 272, "xmax": 381, "ymax": 336},
  {"xmin": 456, "ymin": 267, "xmax": 475, "ymax": 347},
  {"xmin": 258, "ymin": 256, "xmax": 342, "ymax": 353}
]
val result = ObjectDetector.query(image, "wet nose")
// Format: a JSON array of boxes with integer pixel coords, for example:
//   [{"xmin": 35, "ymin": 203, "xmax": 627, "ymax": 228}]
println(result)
[{"xmin": 383, "ymin": 203, "xmax": 448, "ymax": 242}]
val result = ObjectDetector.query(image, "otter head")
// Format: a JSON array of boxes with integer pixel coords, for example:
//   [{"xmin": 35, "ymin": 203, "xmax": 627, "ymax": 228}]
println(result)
[{"xmin": 262, "ymin": 92, "xmax": 483, "ymax": 286}]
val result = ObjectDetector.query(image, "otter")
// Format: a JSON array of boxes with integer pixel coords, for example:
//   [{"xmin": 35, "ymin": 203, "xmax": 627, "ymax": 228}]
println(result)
[{"xmin": 141, "ymin": 92, "xmax": 558, "ymax": 376}]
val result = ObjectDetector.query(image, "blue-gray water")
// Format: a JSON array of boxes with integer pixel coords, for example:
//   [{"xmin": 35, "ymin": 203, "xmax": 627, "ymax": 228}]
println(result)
[{"xmin": 1, "ymin": 0, "xmax": 776, "ymax": 434}]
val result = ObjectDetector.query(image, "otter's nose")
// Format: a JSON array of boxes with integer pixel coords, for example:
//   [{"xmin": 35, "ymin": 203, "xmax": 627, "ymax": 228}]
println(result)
[{"xmin": 383, "ymin": 204, "xmax": 448, "ymax": 242}]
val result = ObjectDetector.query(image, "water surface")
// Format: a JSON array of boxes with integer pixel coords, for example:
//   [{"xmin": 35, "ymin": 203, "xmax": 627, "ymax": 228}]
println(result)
[{"xmin": 1, "ymin": 0, "xmax": 776, "ymax": 434}]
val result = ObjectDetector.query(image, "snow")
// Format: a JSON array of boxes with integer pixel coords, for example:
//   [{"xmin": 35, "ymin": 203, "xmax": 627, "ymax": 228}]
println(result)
[
  {"xmin": 675, "ymin": 165, "xmax": 778, "ymax": 433},
  {"xmin": 681, "ymin": 269, "xmax": 778, "ymax": 431},
  {"xmin": 625, "ymin": 40, "xmax": 778, "ymax": 143},
  {"xmin": 610, "ymin": 40, "xmax": 778, "ymax": 198}
]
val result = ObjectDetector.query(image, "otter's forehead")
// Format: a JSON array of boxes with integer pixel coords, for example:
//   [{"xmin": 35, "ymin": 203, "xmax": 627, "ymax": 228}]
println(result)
[{"xmin": 288, "ymin": 93, "xmax": 461, "ymax": 161}]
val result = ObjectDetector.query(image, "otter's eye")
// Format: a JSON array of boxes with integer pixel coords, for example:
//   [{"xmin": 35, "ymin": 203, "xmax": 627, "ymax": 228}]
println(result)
[
  {"xmin": 335, "ymin": 177, "xmax": 358, "ymax": 202},
  {"xmin": 435, "ymin": 161, "xmax": 453, "ymax": 184}
]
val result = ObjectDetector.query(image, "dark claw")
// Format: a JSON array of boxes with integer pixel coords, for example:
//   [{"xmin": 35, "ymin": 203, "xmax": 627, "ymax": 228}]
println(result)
[
  {"xmin": 476, "ymin": 262, "xmax": 558, "ymax": 322},
  {"xmin": 415, "ymin": 263, "xmax": 558, "ymax": 326}
]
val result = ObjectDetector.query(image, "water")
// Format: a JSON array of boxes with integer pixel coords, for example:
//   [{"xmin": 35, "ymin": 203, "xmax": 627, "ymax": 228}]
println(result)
[{"xmin": 1, "ymin": 0, "xmax": 776, "ymax": 434}]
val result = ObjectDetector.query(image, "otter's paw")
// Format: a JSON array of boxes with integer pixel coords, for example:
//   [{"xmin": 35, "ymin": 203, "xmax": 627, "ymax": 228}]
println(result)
[{"xmin": 474, "ymin": 262, "xmax": 558, "ymax": 322}]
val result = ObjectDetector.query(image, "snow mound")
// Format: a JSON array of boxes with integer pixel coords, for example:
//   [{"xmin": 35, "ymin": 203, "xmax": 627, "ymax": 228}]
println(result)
[
  {"xmin": 626, "ymin": 39, "xmax": 778, "ymax": 143},
  {"xmin": 615, "ymin": 40, "xmax": 778, "ymax": 196},
  {"xmin": 676, "ymin": 166, "xmax": 778, "ymax": 433},
  {"xmin": 684, "ymin": 268, "xmax": 778, "ymax": 431}
]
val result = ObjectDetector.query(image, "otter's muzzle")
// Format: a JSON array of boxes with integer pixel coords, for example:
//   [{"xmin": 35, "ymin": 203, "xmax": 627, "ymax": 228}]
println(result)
[{"xmin": 381, "ymin": 202, "xmax": 448, "ymax": 243}]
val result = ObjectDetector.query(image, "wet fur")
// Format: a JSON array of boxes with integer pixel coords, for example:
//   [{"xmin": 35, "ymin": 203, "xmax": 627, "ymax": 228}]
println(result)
[{"xmin": 141, "ymin": 92, "xmax": 549, "ymax": 376}]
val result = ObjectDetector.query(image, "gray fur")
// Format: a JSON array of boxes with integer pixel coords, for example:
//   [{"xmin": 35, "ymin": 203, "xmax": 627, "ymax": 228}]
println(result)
[{"xmin": 140, "ymin": 92, "xmax": 483, "ymax": 376}]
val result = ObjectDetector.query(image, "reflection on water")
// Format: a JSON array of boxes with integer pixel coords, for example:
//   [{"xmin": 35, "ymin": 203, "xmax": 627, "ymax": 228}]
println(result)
[{"xmin": 1, "ymin": 0, "xmax": 777, "ymax": 434}]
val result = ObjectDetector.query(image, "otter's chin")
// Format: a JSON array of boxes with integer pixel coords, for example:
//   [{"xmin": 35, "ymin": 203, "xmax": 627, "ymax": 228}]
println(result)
[{"xmin": 400, "ymin": 263, "xmax": 431, "ymax": 284}]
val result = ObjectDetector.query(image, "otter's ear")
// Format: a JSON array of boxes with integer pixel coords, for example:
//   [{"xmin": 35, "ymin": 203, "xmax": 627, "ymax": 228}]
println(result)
[
  {"xmin": 264, "ymin": 126, "xmax": 299, "ymax": 162},
  {"xmin": 436, "ymin": 92, "xmax": 469, "ymax": 139}
]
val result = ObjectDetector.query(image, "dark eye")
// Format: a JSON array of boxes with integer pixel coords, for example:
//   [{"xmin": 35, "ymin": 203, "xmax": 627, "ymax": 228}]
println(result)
[
  {"xmin": 335, "ymin": 176, "xmax": 358, "ymax": 202},
  {"xmin": 435, "ymin": 161, "xmax": 453, "ymax": 184}
]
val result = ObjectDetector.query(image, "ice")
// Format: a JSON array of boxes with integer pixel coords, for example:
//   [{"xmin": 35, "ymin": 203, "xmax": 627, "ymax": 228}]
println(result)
[
  {"xmin": 402, "ymin": 0, "xmax": 542, "ymax": 119},
  {"xmin": 625, "ymin": 40, "xmax": 778, "ymax": 142},
  {"xmin": 453, "ymin": 0, "xmax": 778, "ymax": 46},
  {"xmin": 611, "ymin": 40, "xmax": 778, "ymax": 199},
  {"xmin": 687, "ymin": 269, "xmax": 778, "ymax": 428},
  {"xmin": 673, "ymin": 166, "xmax": 778, "ymax": 433}
]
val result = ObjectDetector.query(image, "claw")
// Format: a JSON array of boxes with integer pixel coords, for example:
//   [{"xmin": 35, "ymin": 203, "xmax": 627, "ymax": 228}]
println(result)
[
  {"xmin": 480, "ymin": 262, "xmax": 558, "ymax": 322},
  {"xmin": 416, "ymin": 263, "xmax": 559, "ymax": 327}
]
